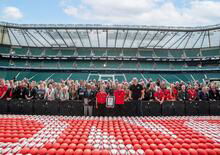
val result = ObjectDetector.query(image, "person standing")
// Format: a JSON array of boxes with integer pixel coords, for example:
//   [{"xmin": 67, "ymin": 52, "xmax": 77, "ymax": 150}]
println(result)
[
  {"xmin": 209, "ymin": 83, "xmax": 220, "ymax": 101},
  {"xmin": 96, "ymin": 87, "xmax": 108, "ymax": 116},
  {"xmin": 114, "ymin": 84, "xmax": 125, "ymax": 116},
  {"xmin": 24, "ymin": 82, "xmax": 37, "ymax": 100},
  {"xmin": 154, "ymin": 87, "xmax": 165, "ymax": 104},
  {"xmin": 44, "ymin": 84, "xmax": 55, "ymax": 101},
  {"xmin": 187, "ymin": 84, "xmax": 198, "ymax": 101},
  {"xmin": 129, "ymin": 78, "xmax": 144, "ymax": 116},
  {"xmin": 60, "ymin": 87, "xmax": 70, "ymax": 101},
  {"xmin": 199, "ymin": 86, "xmax": 209, "ymax": 101},
  {"xmin": 178, "ymin": 85, "xmax": 188, "ymax": 101},
  {"xmin": 0, "ymin": 79, "xmax": 8, "ymax": 100},
  {"xmin": 83, "ymin": 84, "xmax": 96, "ymax": 116}
]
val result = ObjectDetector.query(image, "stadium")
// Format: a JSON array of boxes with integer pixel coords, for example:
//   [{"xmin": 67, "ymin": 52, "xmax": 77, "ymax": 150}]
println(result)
[
  {"xmin": 0, "ymin": 1, "xmax": 220, "ymax": 155},
  {"xmin": 0, "ymin": 23, "xmax": 220, "ymax": 82}
]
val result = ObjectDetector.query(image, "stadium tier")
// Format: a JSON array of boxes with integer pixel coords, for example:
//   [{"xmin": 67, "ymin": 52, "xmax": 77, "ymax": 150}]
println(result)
[{"xmin": 0, "ymin": 23, "xmax": 220, "ymax": 82}]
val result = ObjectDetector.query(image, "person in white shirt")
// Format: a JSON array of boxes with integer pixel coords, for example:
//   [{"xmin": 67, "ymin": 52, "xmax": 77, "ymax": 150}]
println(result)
[
  {"xmin": 60, "ymin": 87, "xmax": 69, "ymax": 101},
  {"xmin": 44, "ymin": 84, "xmax": 55, "ymax": 101}
]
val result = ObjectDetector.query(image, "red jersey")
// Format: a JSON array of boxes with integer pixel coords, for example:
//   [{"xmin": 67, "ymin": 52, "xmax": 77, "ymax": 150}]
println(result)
[
  {"xmin": 187, "ymin": 89, "xmax": 198, "ymax": 100},
  {"xmin": 154, "ymin": 90, "xmax": 165, "ymax": 101},
  {"xmin": 114, "ymin": 90, "xmax": 125, "ymax": 104},
  {"xmin": 96, "ymin": 91, "xmax": 108, "ymax": 104},
  {"xmin": 167, "ymin": 88, "xmax": 178, "ymax": 100},
  {"xmin": 163, "ymin": 89, "xmax": 170, "ymax": 101},
  {"xmin": 0, "ymin": 85, "xmax": 8, "ymax": 98}
]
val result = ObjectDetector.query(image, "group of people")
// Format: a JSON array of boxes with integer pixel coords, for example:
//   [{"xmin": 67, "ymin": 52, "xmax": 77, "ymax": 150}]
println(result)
[{"xmin": 0, "ymin": 77, "xmax": 219, "ymax": 116}]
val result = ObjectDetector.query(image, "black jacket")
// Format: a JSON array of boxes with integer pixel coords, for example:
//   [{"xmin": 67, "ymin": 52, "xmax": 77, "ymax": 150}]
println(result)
[
  {"xmin": 84, "ymin": 89, "xmax": 96, "ymax": 106},
  {"xmin": 209, "ymin": 89, "xmax": 220, "ymax": 100}
]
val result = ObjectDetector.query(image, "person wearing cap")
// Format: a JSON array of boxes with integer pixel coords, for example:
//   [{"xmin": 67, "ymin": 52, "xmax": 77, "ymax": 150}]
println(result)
[
  {"xmin": 96, "ymin": 87, "xmax": 108, "ymax": 116},
  {"xmin": 83, "ymin": 84, "xmax": 96, "ymax": 116},
  {"xmin": 129, "ymin": 78, "xmax": 144, "ymax": 116}
]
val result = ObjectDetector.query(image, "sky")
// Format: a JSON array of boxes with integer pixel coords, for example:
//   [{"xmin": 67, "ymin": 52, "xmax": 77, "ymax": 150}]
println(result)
[{"xmin": 0, "ymin": 0, "xmax": 220, "ymax": 26}]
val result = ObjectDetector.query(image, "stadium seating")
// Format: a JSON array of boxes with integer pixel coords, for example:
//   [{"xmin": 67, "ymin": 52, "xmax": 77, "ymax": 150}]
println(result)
[
  {"xmin": 139, "ymin": 50, "xmax": 153, "ymax": 57},
  {"xmin": 123, "ymin": 49, "xmax": 137, "ymax": 57},
  {"xmin": 0, "ymin": 47, "xmax": 10, "ymax": 54},
  {"xmin": 30, "ymin": 48, "xmax": 44, "ymax": 56},
  {"xmin": 61, "ymin": 50, "xmax": 74, "ymax": 56},
  {"xmin": 107, "ymin": 49, "xmax": 121, "ymax": 56},
  {"xmin": 154, "ymin": 50, "xmax": 169, "ymax": 57},
  {"xmin": 0, "ymin": 47, "xmax": 219, "ymax": 59},
  {"xmin": 0, "ymin": 45, "xmax": 219, "ymax": 82},
  {"xmin": 185, "ymin": 50, "xmax": 200, "ymax": 57},
  {"xmin": 77, "ymin": 48, "xmax": 91, "ymax": 56},
  {"xmin": 0, "ymin": 69, "xmax": 220, "ymax": 82},
  {"xmin": 202, "ymin": 48, "xmax": 220, "ymax": 57},
  {"xmin": 169, "ymin": 50, "xmax": 184, "ymax": 58}
]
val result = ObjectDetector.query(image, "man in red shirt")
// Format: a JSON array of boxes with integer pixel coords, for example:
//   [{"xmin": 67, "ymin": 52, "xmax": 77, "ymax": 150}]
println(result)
[
  {"xmin": 0, "ymin": 79, "xmax": 8, "ymax": 100},
  {"xmin": 96, "ymin": 87, "xmax": 108, "ymax": 116},
  {"xmin": 154, "ymin": 87, "xmax": 165, "ymax": 104},
  {"xmin": 114, "ymin": 84, "xmax": 125, "ymax": 116}
]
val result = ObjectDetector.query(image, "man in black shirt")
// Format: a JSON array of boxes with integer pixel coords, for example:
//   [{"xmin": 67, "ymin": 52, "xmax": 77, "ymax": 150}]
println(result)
[
  {"xmin": 129, "ymin": 78, "xmax": 144, "ymax": 116},
  {"xmin": 15, "ymin": 82, "xmax": 26, "ymax": 99}
]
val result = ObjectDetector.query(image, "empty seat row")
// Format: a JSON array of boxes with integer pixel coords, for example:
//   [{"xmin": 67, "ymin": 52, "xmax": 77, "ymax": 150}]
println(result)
[{"xmin": 1, "ymin": 47, "xmax": 219, "ymax": 57}]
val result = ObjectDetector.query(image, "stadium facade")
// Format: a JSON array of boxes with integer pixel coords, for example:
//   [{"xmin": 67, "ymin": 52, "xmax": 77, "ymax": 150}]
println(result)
[{"xmin": 0, "ymin": 22, "xmax": 219, "ymax": 82}]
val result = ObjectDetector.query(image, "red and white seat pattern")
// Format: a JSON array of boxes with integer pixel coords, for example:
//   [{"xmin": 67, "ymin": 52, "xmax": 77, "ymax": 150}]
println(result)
[{"xmin": 0, "ymin": 115, "xmax": 219, "ymax": 155}]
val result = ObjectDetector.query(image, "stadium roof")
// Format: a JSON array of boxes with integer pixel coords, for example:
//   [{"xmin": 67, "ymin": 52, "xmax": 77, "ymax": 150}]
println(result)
[{"xmin": 1, "ymin": 22, "xmax": 220, "ymax": 49}]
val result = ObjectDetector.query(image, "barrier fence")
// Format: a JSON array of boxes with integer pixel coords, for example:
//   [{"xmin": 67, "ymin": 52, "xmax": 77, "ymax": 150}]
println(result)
[{"xmin": 0, "ymin": 100, "xmax": 219, "ymax": 116}]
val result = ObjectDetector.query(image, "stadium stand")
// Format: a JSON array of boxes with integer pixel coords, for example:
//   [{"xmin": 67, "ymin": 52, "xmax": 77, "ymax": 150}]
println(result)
[{"xmin": 0, "ymin": 23, "xmax": 219, "ymax": 83}]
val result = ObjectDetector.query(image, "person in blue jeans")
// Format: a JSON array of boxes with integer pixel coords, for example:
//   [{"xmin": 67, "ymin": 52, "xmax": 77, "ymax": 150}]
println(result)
[{"xmin": 129, "ymin": 78, "xmax": 145, "ymax": 116}]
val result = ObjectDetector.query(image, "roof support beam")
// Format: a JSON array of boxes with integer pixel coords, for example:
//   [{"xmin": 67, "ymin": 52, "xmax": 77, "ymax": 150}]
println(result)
[
  {"xmin": 56, "ymin": 30, "xmax": 69, "ymax": 47},
  {"xmin": 161, "ymin": 32, "xmax": 178, "ymax": 48},
  {"xmin": 138, "ymin": 31, "xmax": 149, "ymax": 48},
  {"xmin": 86, "ymin": 29, "xmax": 92, "ymax": 48},
  {"xmin": 76, "ymin": 29, "xmax": 84, "ymax": 47},
  {"xmin": 208, "ymin": 30, "xmax": 211, "ymax": 48},
  {"xmin": 184, "ymin": 32, "xmax": 193, "ymax": 49},
  {"xmin": 200, "ymin": 31, "xmax": 207, "ymax": 48},
  {"xmin": 21, "ymin": 29, "xmax": 29, "ymax": 46},
  {"xmin": 114, "ymin": 30, "xmax": 119, "ymax": 48},
  {"xmin": 35, "ymin": 30, "xmax": 52, "ymax": 47},
  {"xmin": 169, "ymin": 32, "xmax": 188, "ymax": 49},
  {"xmin": 97, "ymin": 29, "xmax": 100, "ymax": 48},
  {"xmin": 65, "ymin": 30, "xmax": 76, "ymax": 47},
  {"xmin": 176, "ymin": 32, "xmax": 191, "ymax": 49},
  {"xmin": 1, "ymin": 27, "xmax": 5, "ymax": 44},
  {"xmin": 8, "ymin": 28, "xmax": 21, "ymax": 46},
  {"xmin": 145, "ymin": 31, "xmax": 159, "ymax": 48},
  {"xmin": 106, "ymin": 29, "xmax": 108, "ymax": 48},
  {"xmin": 26, "ymin": 30, "xmax": 45, "ymax": 47},
  {"xmin": 23, "ymin": 29, "xmax": 38, "ymax": 47},
  {"xmin": 153, "ymin": 31, "xmax": 168, "ymax": 48},
  {"xmin": 122, "ymin": 30, "xmax": 129, "ymax": 48},
  {"xmin": 192, "ymin": 31, "xmax": 204, "ymax": 48},
  {"xmin": 6, "ymin": 28, "xmax": 12, "ymax": 45},
  {"xmin": 130, "ymin": 30, "xmax": 139, "ymax": 48},
  {"xmin": 46, "ymin": 30, "xmax": 60, "ymax": 47}
]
